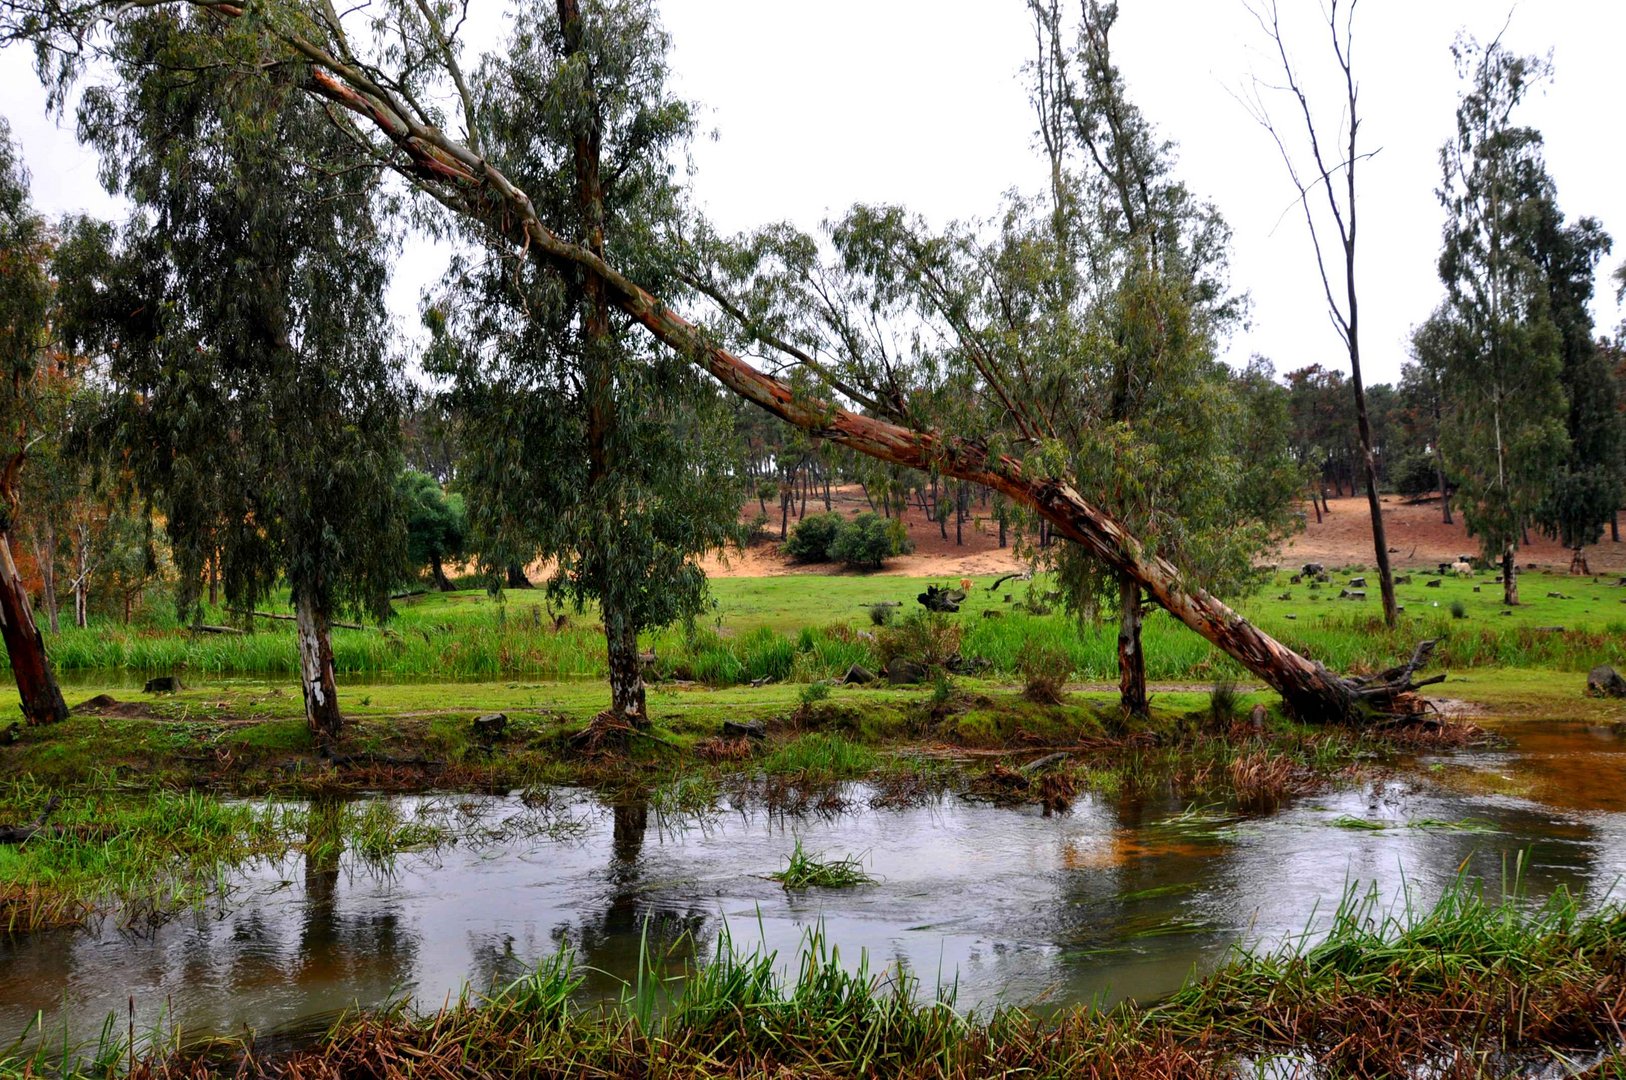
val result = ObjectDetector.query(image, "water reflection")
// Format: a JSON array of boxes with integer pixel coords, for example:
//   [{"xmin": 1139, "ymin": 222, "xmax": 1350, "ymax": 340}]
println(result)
[{"xmin": 7, "ymin": 722, "xmax": 1626, "ymax": 1049}]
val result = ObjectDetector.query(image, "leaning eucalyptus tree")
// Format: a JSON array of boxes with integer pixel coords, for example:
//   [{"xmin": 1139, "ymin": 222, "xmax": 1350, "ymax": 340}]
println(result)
[
  {"xmin": 4, "ymin": 0, "xmax": 1444, "ymax": 721},
  {"xmin": 0, "ymin": 118, "xmax": 69, "ymax": 725},
  {"xmin": 1024, "ymin": 0, "xmax": 1298, "ymax": 716},
  {"xmin": 423, "ymin": 0, "xmax": 742, "ymax": 726},
  {"xmin": 48, "ymin": 19, "xmax": 405, "ymax": 743}
]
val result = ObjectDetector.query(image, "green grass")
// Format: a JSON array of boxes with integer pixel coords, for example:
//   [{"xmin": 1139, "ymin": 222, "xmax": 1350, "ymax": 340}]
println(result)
[
  {"xmin": 22, "ymin": 567, "xmax": 1625, "ymax": 696},
  {"xmin": 770, "ymin": 840, "xmax": 876, "ymax": 889}
]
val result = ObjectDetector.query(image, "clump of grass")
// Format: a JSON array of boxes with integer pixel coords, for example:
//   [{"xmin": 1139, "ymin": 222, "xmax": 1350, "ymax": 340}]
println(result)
[
  {"xmin": 759, "ymin": 733, "xmax": 877, "ymax": 783},
  {"xmin": 1450, "ymin": 599, "xmax": 1468, "ymax": 619},
  {"xmin": 867, "ymin": 602, "xmax": 895, "ymax": 627},
  {"xmin": 798, "ymin": 680, "xmax": 832, "ymax": 708},
  {"xmin": 1208, "ymin": 678, "xmax": 1239, "ymax": 727},
  {"xmin": 769, "ymin": 841, "xmax": 874, "ymax": 889},
  {"xmin": 1017, "ymin": 639, "xmax": 1070, "ymax": 705}
]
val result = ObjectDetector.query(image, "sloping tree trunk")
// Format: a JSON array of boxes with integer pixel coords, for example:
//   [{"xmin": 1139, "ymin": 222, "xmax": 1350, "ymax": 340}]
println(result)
[
  {"xmin": 1117, "ymin": 574, "xmax": 1148, "ymax": 717},
  {"xmin": 294, "ymin": 592, "xmax": 342, "ymax": 745},
  {"xmin": 0, "ymin": 531, "xmax": 67, "ymax": 725},
  {"xmin": 266, "ymin": 34, "xmax": 1440, "ymax": 721}
]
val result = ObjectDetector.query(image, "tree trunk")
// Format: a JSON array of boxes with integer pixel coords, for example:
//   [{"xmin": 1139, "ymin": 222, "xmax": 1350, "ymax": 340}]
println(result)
[
  {"xmin": 604, "ymin": 617, "xmax": 646, "ymax": 726},
  {"xmin": 33, "ymin": 521, "xmax": 57, "ymax": 635},
  {"xmin": 506, "ymin": 562, "xmax": 533, "ymax": 589},
  {"xmin": 1612, "ymin": 509, "xmax": 1619, "ymax": 543},
  {"xmin": 208, "ymin": 550, "xmax": 219, "ymax": 607},
  {"xmin": 1435, "ymin": 450, "xmax": 1453, "ymax": 524},
  {"xmin": 779, "ymin": 485, "xmax": 790, "ymax": 539},
  {"xmin": 294, "ymin": 592, "xmax": 342, "ymax": 745},
  {"xmin": 1569, "ymin": 546, "xmax": 1589, "ymax": 576},
  {"xmin": 1117, "ymin": 574, "xmax": 1148, "ymax": 717},
  {"xmin": 1502, "ymin": 546, "xmax": 1518, "ymax": 607},
  {"xmin": 429, "ymin": 552, "xmax": 453, "ymax": 592},
  {"xmin": 73, "ymin": 577, "xmax": 86, "ymax": 629},
  {"xmin": 0, "ymin": 531, "xmax": 67, "ymax": 726}
]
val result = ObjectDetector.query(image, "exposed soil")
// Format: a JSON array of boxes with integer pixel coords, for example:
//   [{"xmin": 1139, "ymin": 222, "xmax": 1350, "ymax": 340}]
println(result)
[
  {"xmin": 700, "ymin": 486, "xmax": 1626, "ymax": 579},
  {"xmin": 1279, "ymin": 495, "xmax": 1626, "ymax": 574},
  {"xmin": 706, "ymin": 484, "xmax": 1021, "ymax": 579}
]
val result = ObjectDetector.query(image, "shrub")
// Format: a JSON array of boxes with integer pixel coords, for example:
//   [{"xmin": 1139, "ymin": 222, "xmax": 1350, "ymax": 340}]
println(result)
[
  {"xmin": 1450, "ymin": 600, "xmax": 1468, "ymax": 619},
  {"xmin": 878, "ymin": 610, "xmax": 963, "ymax": 670},
  {"xmin": 829, "ymin": 512, "xmax": 913, "ymax": 570},
  {"xmin": 783, "ymin": 512, "xmax": 847, "ymax": 562},
  {"xmin": 1209, "ymin": 678, "xmax": 1240, "ymax": 725},
  {"xmin": 1018, "ymin": 639, "xmax": 1072, "ymax": 705},
  {"xmin": 867, "ymin": 602, "xmax": 896, "ymax": 627}
]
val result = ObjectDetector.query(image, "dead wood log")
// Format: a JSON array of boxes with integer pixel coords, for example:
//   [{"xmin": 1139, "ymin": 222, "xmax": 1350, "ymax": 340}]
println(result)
[
  {"xmin": 0, "ymin": 795, "xmax": 61, "ymax": 844},
  {"xmin": 229, "ymin": 609, "xmax": 366, "ymax": 631}
]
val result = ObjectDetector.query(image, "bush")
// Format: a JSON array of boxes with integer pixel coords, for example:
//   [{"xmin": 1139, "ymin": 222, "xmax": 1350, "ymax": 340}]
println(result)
[
  {"xmin": 1018, "ymin": 639, "xmax": 1072, "ymax": 705},
  {"xmin": 867, "ymin": 602, "xmax": 896, "ymax": 627},
  {"xmin": 1450, "ymin": 600, "xmax": 1468, "ymax": 619},
  {"xmin": 829, "ymin": 512, "xmax": 913, "ymax": 570},
  {"xmin": 783, "ymin": 512, "xmax": 848, "ymax": 562},
  {"xmin": 878, "ymin": 610, "xmax": 963, "ymax": 670}
]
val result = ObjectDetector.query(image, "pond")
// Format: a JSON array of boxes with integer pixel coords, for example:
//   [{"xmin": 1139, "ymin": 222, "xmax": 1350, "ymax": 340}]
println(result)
[{"xmin": 5, "ymin": 718, "xmax": 1626, "ymax": 1052}]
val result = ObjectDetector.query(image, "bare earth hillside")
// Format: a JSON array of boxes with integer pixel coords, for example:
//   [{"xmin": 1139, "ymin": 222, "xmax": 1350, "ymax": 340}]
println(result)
[{"xmin": 706, "ymin": 487, "xmax": 1626, "ymax": 578}]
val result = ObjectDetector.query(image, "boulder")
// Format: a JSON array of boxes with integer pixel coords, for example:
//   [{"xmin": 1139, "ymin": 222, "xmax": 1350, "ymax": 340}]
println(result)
[
  {"xmin": 723, "ymin": 719, "xmax": 767, "ymax": 739},
  {"xmin": 886, "ymin": 658, "xmax": 928, "ymax": 685},
  {"xmin": 471, "ymin": 712, "xmax": 508, "ymax": 740},
  {"xmin": 841, "ymin": 664, "xmax": 878, "ymax": 686},
  {"xmin": 1425, "ymin": 579, "xmax": 1442, "ymax": 588},
  {"xmin": 143, "ymin": 675, "xmax": 182, "ymax": 694},
  {"xmin": 1586, "ymin": 666, "xmax": 1626, "ymax": 699}
]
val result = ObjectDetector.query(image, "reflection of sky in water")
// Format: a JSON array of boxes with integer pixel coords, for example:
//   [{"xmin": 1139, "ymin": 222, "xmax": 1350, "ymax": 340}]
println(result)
[{"xmin": 7, "ymin": 719, "xmax": 1626, "ymax": 1050}]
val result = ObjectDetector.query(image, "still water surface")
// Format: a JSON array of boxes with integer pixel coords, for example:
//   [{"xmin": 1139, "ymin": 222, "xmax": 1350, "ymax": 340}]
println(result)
[{"xmin": 5, "ymin": 718, "xmax": 1626, "ymax": 1048}]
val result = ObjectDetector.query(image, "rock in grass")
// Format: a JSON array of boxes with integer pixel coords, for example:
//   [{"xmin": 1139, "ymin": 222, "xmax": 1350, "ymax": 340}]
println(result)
[
  {"xmin": 841, "ymin": 664, "xmax": 877, "ymax": 685},
  {"xmin": 1587, "ymin": 666, "xmax": 1626, "ymax": 699},
  {"xmin": 1426, "ymin": 579, "xmax": 1442, "ymax": 588},
  {"xmin": 722, "ymin": 719, "xmax": 767, "ymax": 739},
  {"xmin": 1348, "ymin": 576, "xmax": 1367, "ymax": 588},
  {"xmin": 143, "ymin": 675, "xmax": 182, "ymax": 694},
  {"xmin": 886, "ymin": 658, "xmax": 927, "ymax": 685},
  {"xmin": 471, "ymin": 713, "xmax": 508, "ymax": 740}
]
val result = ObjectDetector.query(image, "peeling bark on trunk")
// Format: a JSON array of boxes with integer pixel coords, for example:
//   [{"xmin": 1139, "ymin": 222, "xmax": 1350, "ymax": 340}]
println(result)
[
  {"xmin": 31, "ymin": 521, "xmax": 57, "ymax": 635},
  {"xmin": 272, "ymin": 42, "xmax": 1443, "ymax": 721},
  {"xmin": 295, "ymin": 593, "xmax": 342, "ymax": 745},
  {"xmin": 1502, "ymin": 546, "xmax": 1519, "ymax": 607},
  {"xmin": 605, "ymin": 617, "xmax": 646, "ymax": 726},
  {"xmin": 0, "ymin": 531, "xmax": 66, "ymax": 725},
  {"xmin": 1117, "ymin": 574, "xmax": 1148, "ymax": 717},
  {"xmin": 1569, "ymin": 547, "xmax": 1589, "ymax": 576}
]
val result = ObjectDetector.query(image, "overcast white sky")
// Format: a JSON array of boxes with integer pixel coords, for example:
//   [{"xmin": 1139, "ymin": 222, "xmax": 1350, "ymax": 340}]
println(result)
[{"xmin": 3, "ymin": 1, "xmax": 1622, "ymax": 385}]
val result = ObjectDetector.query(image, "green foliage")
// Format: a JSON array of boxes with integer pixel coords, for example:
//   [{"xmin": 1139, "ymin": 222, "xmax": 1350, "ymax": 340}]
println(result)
[
  {"xmin": 828, "ymin": 512, "xmax": 912, "ymax": 570},
  {"xmin": 783, "ymin": 512, "xmax": 847, "ymax": 562},
  {"xmin": 53, "ymin": 19, "xmax": 406, "ymax": 627},
  {"xmin": 422, "ymin": 1, "xmax": 744, "ymax": 708},
  {"xmin": 396, "ymin": 470, "xmax": 467, "ymax": 587},
  {"xmin": 1431, "ymin": 37, "xmax": 1583, "ymax": 570}
]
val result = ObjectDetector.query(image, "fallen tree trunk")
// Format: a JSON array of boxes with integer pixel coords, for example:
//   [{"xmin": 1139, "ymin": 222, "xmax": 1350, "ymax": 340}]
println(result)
[
  {"xmin": 228, "ymin": 609, "xmax": 366, "ymax": 631},
  {"xmin": 0, "ymin": 795, "xmax": 60, "ymax": 844},
  {"xmin": 27, "ymin": 5, "xmax": 1433, "ymax": 722}
]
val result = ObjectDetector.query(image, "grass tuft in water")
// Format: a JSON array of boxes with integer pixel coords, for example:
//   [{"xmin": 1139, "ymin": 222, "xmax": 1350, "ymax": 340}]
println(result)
[{"xmin": 770, "ymin": 841, "xmax": 875, "ymax": 889}]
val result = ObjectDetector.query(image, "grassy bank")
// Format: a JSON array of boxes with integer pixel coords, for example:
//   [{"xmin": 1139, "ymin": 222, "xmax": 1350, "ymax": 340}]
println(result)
[
  {"xmin": 20, "ymin": 567, "xmax": 1626, "ymax": 688},
  {"xmin": 10, "ymin": 880, "xmax": 1622, "ymax": 1078}
]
